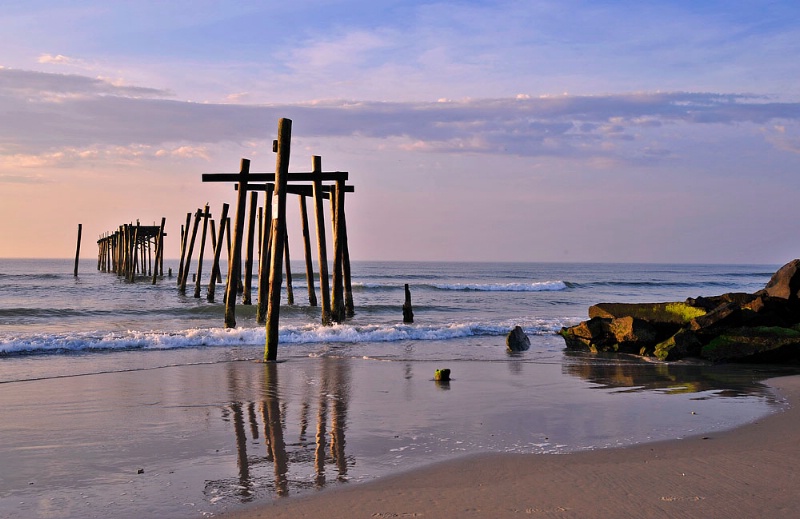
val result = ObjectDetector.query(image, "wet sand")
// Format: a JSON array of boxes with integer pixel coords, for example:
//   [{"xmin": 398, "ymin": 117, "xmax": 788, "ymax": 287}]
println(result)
[
  {"xmin": 222, "ymin": 375, "xmax": 800, "ymax": 519},
  {"xmin": 0, "ymin": 355, "xmax": 791, "ymax": 519}
]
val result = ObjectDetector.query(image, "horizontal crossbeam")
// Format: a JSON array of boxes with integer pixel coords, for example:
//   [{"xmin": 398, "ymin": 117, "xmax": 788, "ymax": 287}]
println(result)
[
  {"xmin": 235, "ymin": 184, "xmax": 355, "ymax": 195},
  {"xmin": 202, "ymin": 171, "xmax": 348, "ymax": 183}
]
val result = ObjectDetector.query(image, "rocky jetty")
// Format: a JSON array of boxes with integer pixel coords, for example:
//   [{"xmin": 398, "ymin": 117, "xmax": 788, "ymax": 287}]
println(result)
[{"xmin": 559, "ymin": 259, "xmax": 800, "ymax": 363}]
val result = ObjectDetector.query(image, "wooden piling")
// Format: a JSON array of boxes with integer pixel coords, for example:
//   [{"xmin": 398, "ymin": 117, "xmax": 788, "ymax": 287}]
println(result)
[
  {"xmin": 403, "ymin": 283, "xmax": 414, "ymax": 323},
  {"xmin": 284, "ymin": 230, "xmax": 294, "ymax": 305},
  {"xmin": 152, "ymin": 217, "xmax": 166, "ymax": 285},
  {"xmin": 180, "ymin": 209, "xmax": 202, "ymax": 293},
  {"xmin": 258, "ymin": 206, "xmax": 263, "ymax": 265},
  {"xmin": 146, "ymin": 234, "xmax": 152, "ymax": 276},
  {"xmin": 74, "ymin": 224, "xmax": 82, "ymax": 277},
  {"xmin": 330, "ymin": 183, "xmax": 345, "ymax": 323},
  {"xmin": 209, "ymin": 219, "xmax": 218, "ymax": 283},
  {"xmin": 243, "ymin": 191, "xmax": 258, "ymax": 305},
  {"xmin": 209, "ymin": 218, "xmax": 222, "ymax": 285},
  {"xmin": 265, "ymin": 118, "xmax": 292, "ymax": 362},
  {"xmin": 224, "ymin": 159, "xmax": 250, "ymax": 328},
  {"xmin": 342, "ymin": 233, "xmax": 354, "ymax": 316},
  {"xmin": 299, "ymin": 196, "xmax": 318, "ymax": 306},
  {"xmin": 208, "ymin": 203, "xmax": 229, "ymax": 302},
  {"xmin": 129, "ymin": 222, "xmax": 139, "ymax": 282},
  {"xmin": 256, "ymin": 184, "xmax": 274, "ymax": 324},
  {"xmin": 338, "ymin": 184, "xmax": 354, "ymax": 317},
  {"xmin": 178, "ymin": 213, "xmax": 191, "ymax": 286},
  {"xmin": 312, "ymin": 156, "xmax": 332, "ymax": 325},
  {"xmin": 194, "ymin": 205, "xmax": 211, "ymax": 298}
]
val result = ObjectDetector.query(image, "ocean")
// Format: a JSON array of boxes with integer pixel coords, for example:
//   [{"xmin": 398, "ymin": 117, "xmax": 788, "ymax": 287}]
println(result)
[{"xmin": 0, "ymin": 259, "xmax": 795, "ymax": 518}]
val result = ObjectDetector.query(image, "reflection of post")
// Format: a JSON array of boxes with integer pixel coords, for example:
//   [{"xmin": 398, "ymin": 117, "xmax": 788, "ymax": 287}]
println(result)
[
  {"xmin": 259, "ymin": 401, "xmax": 273, "ymax": 462},
  {"xmin": 315, "ymin": 364, "xmax": 329, "ymax": 488},
  {"xmin": 330, "ymin": 359, "xmax": 349, "ymax": 480},
  {"xmin": 263, "ymin": 362, "xmax": 289, "ymax": 496},
  {"xmin": 231, "ymin": 401, "xmax": 252, "ymax": 498},
  {"xmin": 248, "ymin": 402, "xmax": 259, "ymax": 441}
]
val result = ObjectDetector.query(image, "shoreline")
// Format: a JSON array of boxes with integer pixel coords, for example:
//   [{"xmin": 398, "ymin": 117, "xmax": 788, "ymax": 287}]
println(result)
[{"xmin": 221, "ymin": 374, "xmax": 800, "ymax": 519}]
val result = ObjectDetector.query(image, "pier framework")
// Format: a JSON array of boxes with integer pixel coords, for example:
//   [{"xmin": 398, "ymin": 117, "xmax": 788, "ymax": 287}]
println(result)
[{"xmin": 202, "ymin": 118, "xmax": 355, "ymax": 361}]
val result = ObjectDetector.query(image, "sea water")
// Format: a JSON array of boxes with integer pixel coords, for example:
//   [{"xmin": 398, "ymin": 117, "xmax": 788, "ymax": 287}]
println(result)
[{"xmin": 0, "ymin": 259, "xmax": 795, "ymax": 518}]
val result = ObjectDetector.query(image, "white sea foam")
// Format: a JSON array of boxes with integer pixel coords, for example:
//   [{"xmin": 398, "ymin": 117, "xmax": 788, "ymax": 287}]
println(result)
[
  {"xmin": 351, "ymin": 280, "xmax": 568, "ymax": 292},
  {"xmin": 0, "ymin": 319, "xmax": 568, "ymax": 355},
  {"xmin": 431, "ymin": 281, "xmax": 568, "ymax": 292}
]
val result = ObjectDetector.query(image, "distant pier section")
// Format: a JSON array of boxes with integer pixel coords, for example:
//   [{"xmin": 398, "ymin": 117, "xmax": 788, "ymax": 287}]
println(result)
[{"xmin": 96, "ymin": 218, "xmax": 166, "ymax": 282}]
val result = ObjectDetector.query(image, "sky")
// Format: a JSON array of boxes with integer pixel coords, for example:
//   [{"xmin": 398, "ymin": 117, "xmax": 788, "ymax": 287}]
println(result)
[{"xmin": 1, "ymin": 0, "xmax": 800, "ymax": 264}]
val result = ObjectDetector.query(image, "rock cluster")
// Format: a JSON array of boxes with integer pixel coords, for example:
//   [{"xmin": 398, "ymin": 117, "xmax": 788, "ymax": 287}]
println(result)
[{"xmin": 558, "ymin": 259, "xmax": 800, "ymax": 363}]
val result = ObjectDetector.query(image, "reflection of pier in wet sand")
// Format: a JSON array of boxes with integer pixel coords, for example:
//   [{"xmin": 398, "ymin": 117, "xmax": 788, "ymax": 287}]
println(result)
[{"xmin": 209, "ymin": 359, "xmax": 352, "ymax": 501}]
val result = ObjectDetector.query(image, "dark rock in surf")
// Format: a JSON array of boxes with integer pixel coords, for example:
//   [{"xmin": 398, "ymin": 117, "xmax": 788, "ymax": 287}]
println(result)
[{"xmin": 506, "ymin": 326, "xmax": 531, "ymax": 352}]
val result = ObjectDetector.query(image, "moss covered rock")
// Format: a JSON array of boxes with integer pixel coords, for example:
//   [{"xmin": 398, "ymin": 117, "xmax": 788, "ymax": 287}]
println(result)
[{"xmin": 589, "ymin": 302, "xmax": 706, "ymax": 324}]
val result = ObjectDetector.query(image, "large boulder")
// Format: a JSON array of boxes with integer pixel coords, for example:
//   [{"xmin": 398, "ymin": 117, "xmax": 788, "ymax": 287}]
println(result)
[
  {"xmin": 506, "ymin": 326, "xmax": 531, "ymax": 352},
  {"xmin": 763, "ymin": 259, "xmax": 800, "ymax": 300},
  {"xmin": 700, "ymin": 327, "xmax": 800, "ymax": 362},
  {"xmin": 559, "ymin": 317, "xmax": 613, "ymax": 351},
  {"xmin": 589, "ymin": 302, "xmax": 706, "ymax": 324},
  {"xmin": 654, "ymin": 329, "xmax": 702, "ymax": 361},
  {"xmin": 609, "ymin": 316, "xmax": 659, "ymax": 354}
]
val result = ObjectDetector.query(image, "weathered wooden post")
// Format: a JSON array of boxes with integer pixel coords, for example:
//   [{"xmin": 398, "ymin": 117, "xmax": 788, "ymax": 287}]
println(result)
[
  {"xmin": 257, "ymin": 206, "xmax": 263, "ymax": 265},
  {"xmin": 225, "ymin": 217, "xmax": 233, "ymax": 285},
  {"xmin": 208, "ymin": 203, "xmax": 229, "ymax": 302},
  {"xmin": 403, "ymin": 284, "xmax": 414, "ymax": 323},
  {"xmin": 299, "ymin": 196, "xmax": 318, "ymax": 306},
  {"xmin": 159, "ymin": 225, "xmax": 164, "ymax": 277},
  {"xmin": 256, "ymin": 184, "xmax": 274, "ymax": 324},
  {"xmin": 145, "ymin": 234, "xmax": 151, "ymax": 276},
  {"xmin": 209, "ymin": 219, "xmax": 220, "ymax": 284},
  {"xmin": 194, "ymin": 205, "xmax": 211, "ymax": 298},
  {"xmin": 312, "ymin": 156, "xmax": 332, "ymax": 325},
  {"xmin": 180, "ymin": 209, "xmax": 202, "ymax": 293},
  {"xmin": 225, "ymin": 159, "xmax": 250, "ymax": 328},
  {"xmin": 129, "ymin": 223, "xmax": 139, "ymax": 282},
  {"xmin": 152, "ymin": 217, "xmax": 166, "ymax": 285},
  {"xmin": 284, "ymin": 231, "xmax": 294, "ymax": 305},
  {"xmin": 177, "ymin": 212, "xmax": 191, "ymax": 286},
  {"xmin": 342, "ymin": 207, "xmax": 356, "ymax": 317},
  {"xmin": 74, "ymin": 224, "xmax": 82, "ymax": 277},
  {"xmin": 109, "ymin": 233, "xmax": 114, "ymax": 272},
  {"xmin": 243, "ymin": 191, "xmax": 258, "ymax": 305},
  {"xmin": 265, "ymin": 118, "xmax": 292, "ymax": 362},
  {"xmin": 337, "ymin": 181, "xmax": 354, "ymax": 317},
  {"xmin": 330, "ymin": 183, "xmax": 345, "ymax": 322},
  {"xmin": 116, "ymin": 226, "xmax": 124, "ymax": 276}
]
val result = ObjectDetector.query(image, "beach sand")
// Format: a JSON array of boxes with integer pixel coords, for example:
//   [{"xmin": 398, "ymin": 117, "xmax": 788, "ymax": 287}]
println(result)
[{"xmin": 221, "ymin": 375, "xmax": 800, "ymax": 519}]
